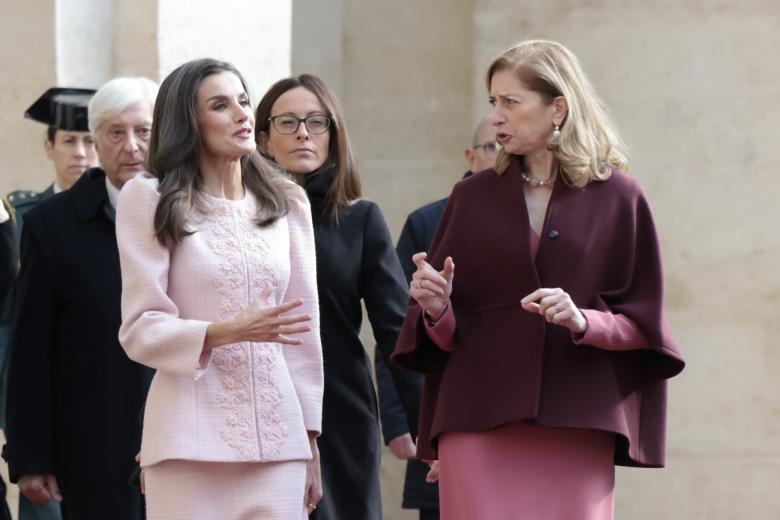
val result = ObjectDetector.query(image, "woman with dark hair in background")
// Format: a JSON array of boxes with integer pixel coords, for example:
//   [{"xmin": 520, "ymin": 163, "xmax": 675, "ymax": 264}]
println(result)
[
  {"xmin": 117, "ymin": 58, "xmax": 323, "ymax": 519},
  {"xmin": 256, "ymin": 75, "xmax": 418, "ymax": 520}
]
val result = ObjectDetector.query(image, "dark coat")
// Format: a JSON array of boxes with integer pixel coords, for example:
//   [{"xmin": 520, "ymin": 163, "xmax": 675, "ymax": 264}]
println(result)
[
  {"xmin": 1, "ymin": 185, "xmax": 54, "ymax": 428},
  {"xmin": 375, "ymin": 172, "xmax": 472, "ymax": 512},
  {"xmin": 4, "ymin": 169, "xmax": 153, "ymax": 519},
  {"xmin": 0, "ymin": 203, "xmax": 14, "ymax": 520},
  {"xmin": 374, "ymin": 195, "xmax": 448, "ymax": 512},
  {"xmin": 0, "ymin": 210, "xmax": 16, "ymax": 303},
  {"xmin": 303, "ymin": 167, "xmax": 419, "ymax": 520},
  {"xmin": 1, "ymin": 186, "xmax": 63, "ymax": 520},
  {"xmin": 393, "ymin": 159, "xmax": 685, "ymax": 468}
]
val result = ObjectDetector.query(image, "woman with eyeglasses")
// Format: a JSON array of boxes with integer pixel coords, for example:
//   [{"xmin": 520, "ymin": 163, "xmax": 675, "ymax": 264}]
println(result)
[{"xmin": 256, "ymin": 75, "xmax": 418, "ymax": 520}]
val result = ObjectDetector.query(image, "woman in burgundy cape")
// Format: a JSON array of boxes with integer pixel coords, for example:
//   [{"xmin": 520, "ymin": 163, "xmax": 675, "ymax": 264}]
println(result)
[{"xmin": 392, "ymin": 40, "xmax": 685, "ymax": 519}]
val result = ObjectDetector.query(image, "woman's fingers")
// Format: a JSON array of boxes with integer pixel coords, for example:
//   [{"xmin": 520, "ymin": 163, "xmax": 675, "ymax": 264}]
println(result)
[
  {"xmin": 271, "ymin": 312, "xmax": 312, "ymax": 326},
  {"xmin": 268, "ymin": 298, "xmax": 305, "ymax": 314},
  {"xmin": 521, "ymin": 301, "xmax": 540, "ymax": 313},
  {"xmin": 412, "ymin": 252, "xmax": 428, "ymax": 269},
  {"xmin": 551, "ymin": 307, "xmax": 575, "ymax": 324},
  {"xmin": 276, "ymin": 324, "xmax": 312, "ymax": 336},
  {"xmin": 440, "ymin": 256, "xmax": 455, "ymax": 283},
  {"xmin": 519, "ymin": 288, "xmax": 585, "ymax": 332},
  {"xmin": 522, "ymin": 289, "xmax": 563, "ymax": 314},
  {"xmin": 276, "ymin": 335, "xmax": 305, "ymax": 345},
  {"xmin": 412, "ymin": 269, "xmax": 449, "ymax": 290},
  {"xmin": 412, "ymin": 278, "xmax": 445, "ymax": 296},
  {"xmin": 521, "ymin": 288, "xmax": 560, "ymax": 306}
]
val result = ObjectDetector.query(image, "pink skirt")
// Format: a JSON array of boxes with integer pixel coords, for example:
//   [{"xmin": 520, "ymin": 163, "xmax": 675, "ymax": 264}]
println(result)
[
  {"xmin": 145, "ymin": 459, "xmax": 308, "ymax": 520},
  {"xmin": 438, "ymin": 422, "xmax": 615, "ymax": 520}
]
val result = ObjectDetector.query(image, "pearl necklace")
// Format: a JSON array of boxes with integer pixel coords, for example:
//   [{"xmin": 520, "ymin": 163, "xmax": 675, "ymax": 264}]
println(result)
[{"xmin": 520, "ymin": 172, "xmax": 554, "ymax": 188}]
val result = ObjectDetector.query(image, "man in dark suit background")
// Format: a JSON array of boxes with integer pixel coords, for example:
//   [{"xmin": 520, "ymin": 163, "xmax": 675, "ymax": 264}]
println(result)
[
  {"xmin": 0, "ymin": 87, "xmax": 98, "ymax": 520},
  {"xmin": 4, "ymin": 77, "xmax": 157, "ymax": 520},
  {"xmin": 0, "ymin": 203, "xmax": 16, "ymax": 304},
  {"xmin": 0, "ymin": 201, "xmax": 16, "ymax": 520},
  {"xmin": 375, "ymin": 119, "xmax": 497, "ymax": 520}
]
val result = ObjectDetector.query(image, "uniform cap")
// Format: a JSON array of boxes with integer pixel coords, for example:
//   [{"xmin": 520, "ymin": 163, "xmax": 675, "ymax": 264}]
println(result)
[{"xmin": 24, "ymin": 87, "xmax": 96, "ymax": 131}]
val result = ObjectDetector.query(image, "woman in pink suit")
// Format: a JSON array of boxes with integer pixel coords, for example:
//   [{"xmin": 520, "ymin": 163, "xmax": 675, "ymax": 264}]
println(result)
[
  {"xmin": 393, "ymin": 40, "xmax": 685, "ymax": 519},
  {"xmin": 116, "ymin": 58, "xmax": 324, "ymax": 519}
]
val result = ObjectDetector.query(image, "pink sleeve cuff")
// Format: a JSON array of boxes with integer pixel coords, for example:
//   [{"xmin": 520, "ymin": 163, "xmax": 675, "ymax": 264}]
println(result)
[
  {"xmin": 423, "ymin": 303, "xmax": 456, "ymax": 351},
  {"xmin": 572, "ymin": 309, "xmax": 648, "ymax": 351}
]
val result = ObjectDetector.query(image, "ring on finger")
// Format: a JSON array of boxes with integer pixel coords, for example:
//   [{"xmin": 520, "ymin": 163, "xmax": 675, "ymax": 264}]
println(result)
[
  {"xmin": 307, "ymin": 503, "xmax": 317, "ymax": 510},
  {"xmin": 554, "ymin": 303, "xmax": 562, "ymax": 313}
]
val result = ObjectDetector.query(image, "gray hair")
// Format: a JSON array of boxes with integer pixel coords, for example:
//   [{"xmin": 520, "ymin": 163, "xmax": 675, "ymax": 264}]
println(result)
[{"xmin": 88, "ymin": 77, "xmax": 158, "ymax": 135}]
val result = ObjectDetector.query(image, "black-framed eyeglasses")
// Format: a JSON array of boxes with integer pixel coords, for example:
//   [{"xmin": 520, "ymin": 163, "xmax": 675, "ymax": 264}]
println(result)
[
  {"xmin": 473, "ymin": 141, "xmax": 501, "ymax": 154},
  {"xmin": 268, "ymin": 115, "xmax": 331, "ymax": 135}
]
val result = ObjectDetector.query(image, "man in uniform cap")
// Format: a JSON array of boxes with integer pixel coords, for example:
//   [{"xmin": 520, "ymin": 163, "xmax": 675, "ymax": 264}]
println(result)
[
  {"xmin": 0, "ymin": 87, "xmax": 98, "ymax": 520},
  {"xmin": 9, "ymin": 87, "xmax": 99, "ymax": 209}
]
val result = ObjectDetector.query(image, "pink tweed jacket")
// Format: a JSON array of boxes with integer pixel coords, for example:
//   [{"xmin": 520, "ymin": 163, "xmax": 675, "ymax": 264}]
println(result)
[{"xmin": 116, "ymin": 174, "xmax": 323, "ymax": 467}]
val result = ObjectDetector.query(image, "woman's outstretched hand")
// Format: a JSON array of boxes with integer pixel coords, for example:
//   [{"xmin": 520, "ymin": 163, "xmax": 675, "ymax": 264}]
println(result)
[
  {"xmin": 205, "ymin": 288, "xmax": 312, "ymax": 351},
  {"xmin": 521, "ymin": 288, "xmax": 586, "ymax": 334},
  {"xmin": 410, "ymin": 252, "xmax": 454, "ymax": 321},
  {"xmin": 231, "ymin": 297, "xmax": 312, "ymax": 344}
]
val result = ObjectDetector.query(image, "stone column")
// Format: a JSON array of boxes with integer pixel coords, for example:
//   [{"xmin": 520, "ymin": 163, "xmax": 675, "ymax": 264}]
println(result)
[
  {"xmin": 291, "ymin": 0, "xmax": 344, "ymax": 98},
  {"xmin": 1, "ymin": 0, "xmax": 58, "ymax": 194},
  {"xmin": 342, "ymin": 0, "xmax": 474, "ymax": 239},
  {"xmin": 56, "ymin": 0, "xmax": 113, "ymax": 87},
  {"xmin": 157, "ymin": 0, "xmax": 291, "ymax": 103}
]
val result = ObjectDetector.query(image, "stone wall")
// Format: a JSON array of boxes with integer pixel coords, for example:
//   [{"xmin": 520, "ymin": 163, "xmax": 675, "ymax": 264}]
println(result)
[{"xmin": 2, "ymin": 1, "xmax": 778, "ymax": 518}]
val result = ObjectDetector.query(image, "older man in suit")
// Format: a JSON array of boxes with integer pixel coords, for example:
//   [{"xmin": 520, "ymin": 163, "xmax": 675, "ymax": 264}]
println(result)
[{"xmin": 4, "ymin": 77, "xmax": 157, "ymax": 520}]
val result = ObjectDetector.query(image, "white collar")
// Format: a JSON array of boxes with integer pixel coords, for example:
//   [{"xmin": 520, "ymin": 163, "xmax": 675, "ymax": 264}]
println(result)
[{"xmin": 105, "ymin": 177, "xmax": 121, "ymax": 210}]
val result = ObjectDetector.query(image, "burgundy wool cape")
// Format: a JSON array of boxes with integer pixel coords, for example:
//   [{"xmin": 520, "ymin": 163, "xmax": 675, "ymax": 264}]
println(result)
[{"xmin": 392, "ymin": 159, "xmax": 685, "ymax": 468}]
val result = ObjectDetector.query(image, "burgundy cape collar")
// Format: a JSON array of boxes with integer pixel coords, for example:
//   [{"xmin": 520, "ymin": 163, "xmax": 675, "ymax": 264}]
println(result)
[{"xmin": 392, "ymin": 159, "xmax": 684, "ymax": 467}]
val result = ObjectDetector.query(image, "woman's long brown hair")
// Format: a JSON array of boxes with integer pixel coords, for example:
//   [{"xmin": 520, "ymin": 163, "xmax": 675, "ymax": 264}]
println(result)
[{"xmin": 147, "ymin": 58, "xmax": 290, "ymax": 245}]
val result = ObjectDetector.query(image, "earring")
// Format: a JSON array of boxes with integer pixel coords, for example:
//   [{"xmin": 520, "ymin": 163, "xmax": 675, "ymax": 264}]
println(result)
[{"xmin": 547, "ymin": 124, "xmax": 561, "ymax": 151}]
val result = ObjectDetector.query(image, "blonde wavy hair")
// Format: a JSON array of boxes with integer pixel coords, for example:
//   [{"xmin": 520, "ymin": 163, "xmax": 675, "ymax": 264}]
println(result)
[{"xmin": 486, "ymin": 40, "xmax": 629, "ymax": 187}]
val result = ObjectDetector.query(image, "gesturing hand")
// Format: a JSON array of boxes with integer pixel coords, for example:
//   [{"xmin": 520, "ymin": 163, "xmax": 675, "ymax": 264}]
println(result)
[
  {"xmin": 410, "ymin": 253, "xmax": 454, "ymax": 321},
  {"xmin": 521, "ymin": 288, "xmax": 586, "ymax": 334},
  {"xmin": 232, "ymin": 297, "xmax": 312, "ymax": 345}
]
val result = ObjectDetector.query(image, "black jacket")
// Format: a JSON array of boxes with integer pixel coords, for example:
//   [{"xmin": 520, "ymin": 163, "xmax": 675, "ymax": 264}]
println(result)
[
  {"xmin": 374, "ymin": 195, "xmax": 448, "ymax": 512},
  {"xmin": 375, "ymin": 173, "xmax": 472, "ymax": 512},
  {"xmin": 0, "ymin": 204, "xmax": 14, "ymax": 520},
  {"xmin": 0, "ymin": 210, "xmax": 16, "ymax": 303},
  {"xmin": 1, "ymin": 185, "xmax": 54, "ymax": 428},
  {"xmin": 4, "ymin": 169, "xmax": 153, "ymax": 519},
  {"xmin": 304, "ymin": 167, "xmax": 418, "ymax": 520}
]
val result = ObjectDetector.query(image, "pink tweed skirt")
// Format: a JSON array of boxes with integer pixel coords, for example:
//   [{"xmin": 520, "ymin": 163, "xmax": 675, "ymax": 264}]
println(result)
[{"xmin": 145, "ymin": 459, "xmax": 308, "ymax": 520}]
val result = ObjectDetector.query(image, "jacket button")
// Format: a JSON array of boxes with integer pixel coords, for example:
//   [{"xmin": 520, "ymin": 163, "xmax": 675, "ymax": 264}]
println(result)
[{"xmin": 547, "ymin": 230, "xmax": 559, "ymax": 239}]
